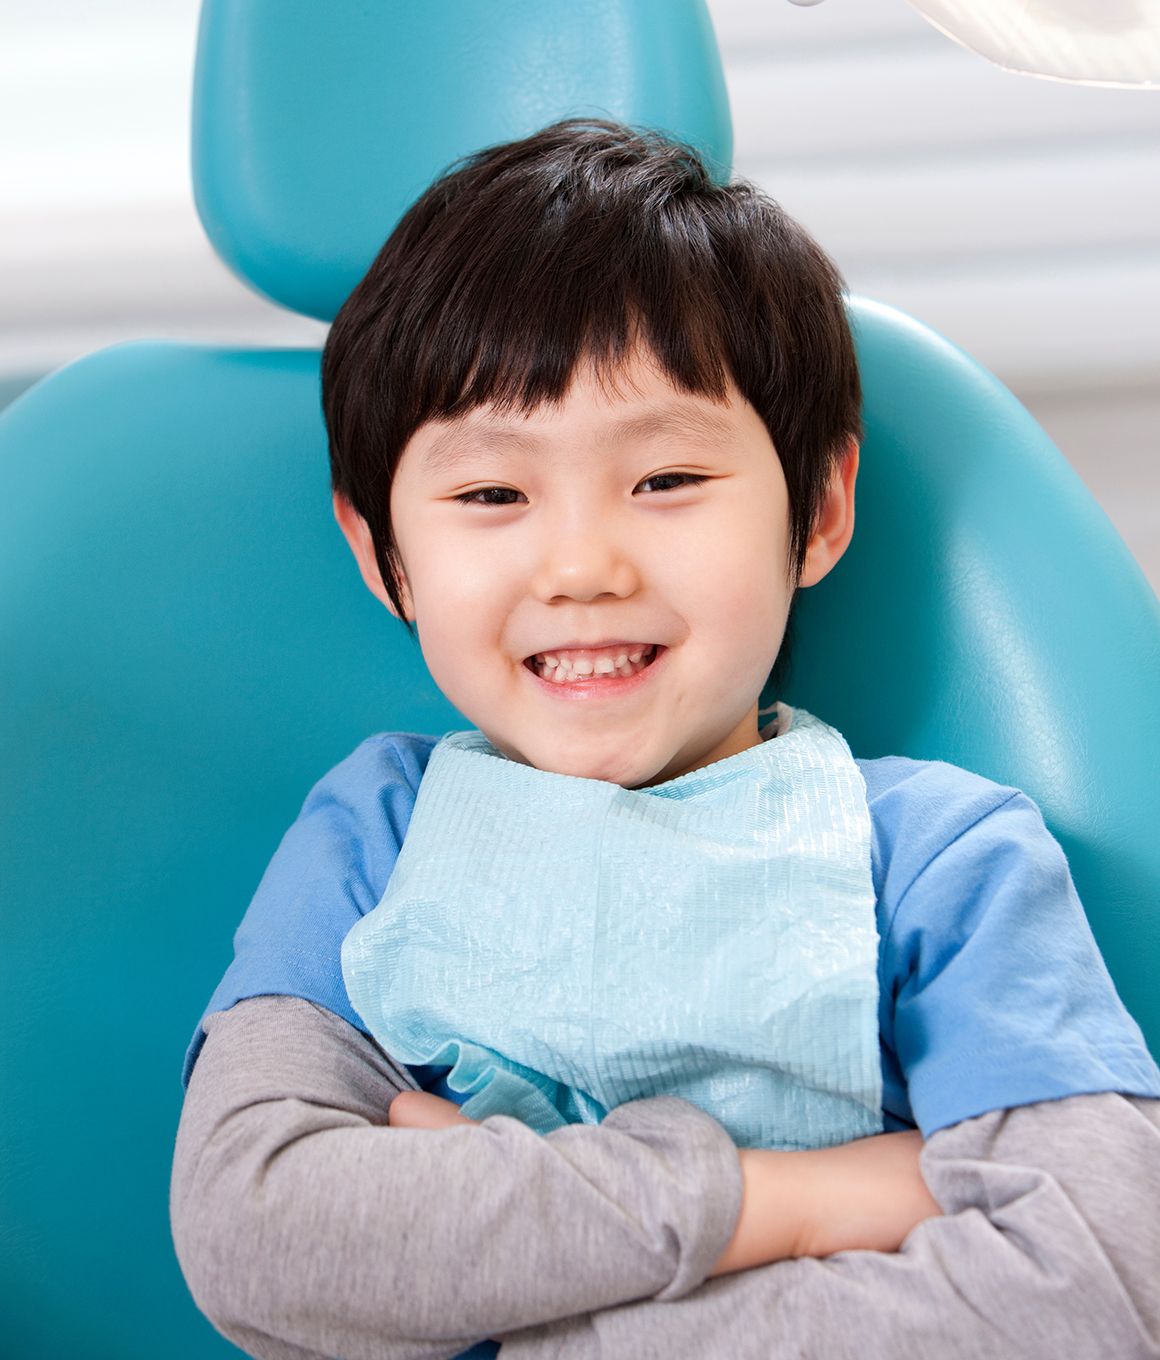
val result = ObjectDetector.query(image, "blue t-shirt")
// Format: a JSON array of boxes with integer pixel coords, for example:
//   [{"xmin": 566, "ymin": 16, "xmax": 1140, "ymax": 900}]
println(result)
[{"xmin": 185, "ymin": 732, "xmax": 1160, "ymax": 1135}]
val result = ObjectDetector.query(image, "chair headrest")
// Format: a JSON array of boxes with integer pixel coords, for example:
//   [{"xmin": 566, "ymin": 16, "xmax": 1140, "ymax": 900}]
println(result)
[{"xmin": 192, "ymin": 0, "xmax": 733, "ymax": 321}]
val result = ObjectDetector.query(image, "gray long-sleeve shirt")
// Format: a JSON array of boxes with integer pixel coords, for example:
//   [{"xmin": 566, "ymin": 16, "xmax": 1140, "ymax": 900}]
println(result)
[{"xmin": 171, "ymin": 994, "xmax": 1160, "ymax": 1360}]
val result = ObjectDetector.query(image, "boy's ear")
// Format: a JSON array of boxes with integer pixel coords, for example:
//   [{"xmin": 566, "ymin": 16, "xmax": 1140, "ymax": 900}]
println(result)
[
  {"xmin": 332, "ymin": 492, "xmax": 414, "ymax": 620},
  {"xmin": 798, "ymin": 440, "xmax": 858, "ymax": 589}
]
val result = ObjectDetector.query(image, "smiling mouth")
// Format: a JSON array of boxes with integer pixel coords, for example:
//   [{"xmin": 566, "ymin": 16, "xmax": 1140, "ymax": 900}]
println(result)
[{"xmin": 527, "ymin": 643, "xmax": 659, "ymax": 685}]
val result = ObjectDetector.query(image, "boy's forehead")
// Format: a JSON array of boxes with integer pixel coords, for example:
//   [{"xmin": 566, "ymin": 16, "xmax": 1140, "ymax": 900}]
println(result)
[{"xmin": 408, "ymin": 360, "xmax": 751, "ymax": 473}]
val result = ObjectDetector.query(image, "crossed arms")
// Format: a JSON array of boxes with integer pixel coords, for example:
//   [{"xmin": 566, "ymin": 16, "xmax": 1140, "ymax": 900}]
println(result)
[{"xmin": 171, "ymin": 995, "xmax": 1160, "ymax": 1360}]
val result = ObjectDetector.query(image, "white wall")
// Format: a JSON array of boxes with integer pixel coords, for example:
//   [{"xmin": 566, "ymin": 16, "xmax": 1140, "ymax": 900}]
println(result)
[
  {"xmin": 2, "ymin": 0, "xmax": 1158, "ymax": 592},
  {"xmin": 712, "ymin": 0, "xmax": 1160, "ymax": 385},
  {"xmin": 0, "ymin": 0, "xmax": 326, "ymax": 379}
]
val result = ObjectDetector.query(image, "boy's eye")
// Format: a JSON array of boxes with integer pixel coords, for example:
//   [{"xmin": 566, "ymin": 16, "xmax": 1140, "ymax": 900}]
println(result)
[
  {"xmin": 634, "ymin": 472, "xmax": 709, "ymax": 494},
  {"xmin": 456, "ymin": 487, "xmax": 527, "ymax": 506}
]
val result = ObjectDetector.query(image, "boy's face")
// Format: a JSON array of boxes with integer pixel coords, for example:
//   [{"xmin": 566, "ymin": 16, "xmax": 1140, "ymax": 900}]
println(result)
[{"xmin": 340, "ymin": 349, "xmax": 854, "ymax": 788}]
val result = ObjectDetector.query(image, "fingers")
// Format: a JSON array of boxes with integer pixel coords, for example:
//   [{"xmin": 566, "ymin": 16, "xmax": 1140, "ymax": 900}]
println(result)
[{"xmin": 388, "ymin": 1089, "xmax": 477, "ymax": 1129}]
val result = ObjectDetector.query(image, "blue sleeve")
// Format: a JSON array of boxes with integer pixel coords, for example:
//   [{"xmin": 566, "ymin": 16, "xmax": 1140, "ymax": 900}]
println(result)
[
  {"xmin": 862, "ymin": 757, "xmax": 1160, "ymax": 1136},
  {"xmin": 182, "ymin": 732, "xmax": 437, "ymax": 1085}
]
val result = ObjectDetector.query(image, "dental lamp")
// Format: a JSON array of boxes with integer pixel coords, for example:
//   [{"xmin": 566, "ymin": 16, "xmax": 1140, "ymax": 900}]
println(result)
[{"xmin": 787, "ymin": 0, "xmax": 1160, "ymax": 88}]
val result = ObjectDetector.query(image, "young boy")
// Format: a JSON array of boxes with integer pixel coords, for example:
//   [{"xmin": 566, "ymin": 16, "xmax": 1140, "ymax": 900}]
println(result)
[{"xmin": 172, "ymin": 123, "xmax": 1160, "ymax": 1360}]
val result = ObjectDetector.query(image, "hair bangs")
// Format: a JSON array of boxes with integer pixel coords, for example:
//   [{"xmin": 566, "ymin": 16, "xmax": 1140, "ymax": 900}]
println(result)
[{"xmin": 387, "ymin": 165, "xmax": 735, "ymax": 431}]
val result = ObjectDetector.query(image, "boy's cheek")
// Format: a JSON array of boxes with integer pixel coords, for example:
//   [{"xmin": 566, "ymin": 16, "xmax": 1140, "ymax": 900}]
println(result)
[{"xmin": 412, "ymin": 614, "xmax": 529, "ymax": 733}]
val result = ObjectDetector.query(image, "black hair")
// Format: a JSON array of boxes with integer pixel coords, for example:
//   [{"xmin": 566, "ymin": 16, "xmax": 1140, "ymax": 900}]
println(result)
[{"xmin": 323, "ymin": 119, "xmax": 861, "ymax": 656}]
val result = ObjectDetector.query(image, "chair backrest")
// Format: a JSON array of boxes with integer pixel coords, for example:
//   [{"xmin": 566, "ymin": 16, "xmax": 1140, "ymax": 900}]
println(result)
[{"xmin": 3, "ymin": 3, "xmax": 1158, "ymax": 1358}]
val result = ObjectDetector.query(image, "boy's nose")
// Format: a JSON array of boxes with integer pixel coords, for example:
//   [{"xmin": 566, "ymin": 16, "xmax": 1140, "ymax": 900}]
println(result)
[{"xmin": 531, "ymin": 528, "xmax": 641, "ymax": 604}]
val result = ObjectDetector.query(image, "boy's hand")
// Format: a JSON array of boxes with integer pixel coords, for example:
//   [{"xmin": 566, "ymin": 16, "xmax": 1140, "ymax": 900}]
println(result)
[
  {"xmin": 389, "ymin": 1089, "xmax": 476, "ymax": 1129},
  {"xmin": 711, "ymin": 1129, "xmax": 942, "ymax": 1276}
]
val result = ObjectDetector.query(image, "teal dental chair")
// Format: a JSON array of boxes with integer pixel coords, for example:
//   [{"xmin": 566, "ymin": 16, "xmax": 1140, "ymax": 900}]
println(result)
[{"xmin": 2, "ymin": 3, "xmax": 1158, "ymax": 1357}]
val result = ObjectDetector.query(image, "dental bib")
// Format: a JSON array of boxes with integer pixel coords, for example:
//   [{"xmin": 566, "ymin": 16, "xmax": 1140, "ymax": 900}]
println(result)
[{"xmin": 342, "ymin": 708, "xmax": 883, "ymax": 1149}]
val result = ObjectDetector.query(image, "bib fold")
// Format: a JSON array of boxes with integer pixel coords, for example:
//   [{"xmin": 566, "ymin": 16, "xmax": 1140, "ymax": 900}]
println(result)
[{"xmin": 342, "ymin": 708, "xmax": 883, "ymax": 1148}]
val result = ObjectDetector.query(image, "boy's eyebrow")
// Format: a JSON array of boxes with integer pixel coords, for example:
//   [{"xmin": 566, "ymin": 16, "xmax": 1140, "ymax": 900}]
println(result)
[
  {"xmin": 419, "ymin": 403, "xmax": 739, "ymax": 472},
  {"xmin": 419, "ymin": 426, "xmax": 544, "ymax": 473},
  {"xmin": 598, "ymin": 406, "xmax": 738, "ymax": 449}
]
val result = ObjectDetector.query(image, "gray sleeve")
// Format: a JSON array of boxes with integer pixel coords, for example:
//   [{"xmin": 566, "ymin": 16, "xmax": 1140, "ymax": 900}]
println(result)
[
  {"xmin": 501, "ymin": 1092, "xmax": 1160, "ymax": 1360},
  {"xmin": 170, "ymin": 994, "xmax": 743, "ymax": 1360}
]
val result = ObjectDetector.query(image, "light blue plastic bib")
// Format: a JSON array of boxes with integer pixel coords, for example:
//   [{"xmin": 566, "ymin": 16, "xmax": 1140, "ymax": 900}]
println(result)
[{"xmin": 342, "ymin": 708, "xmax": 883, "ymax": 1149}]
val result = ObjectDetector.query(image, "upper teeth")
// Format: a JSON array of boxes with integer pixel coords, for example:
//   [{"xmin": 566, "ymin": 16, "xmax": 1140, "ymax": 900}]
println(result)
[{"xmin": 532, "ymin": 645, "xmax": 655, "ymax": 684}]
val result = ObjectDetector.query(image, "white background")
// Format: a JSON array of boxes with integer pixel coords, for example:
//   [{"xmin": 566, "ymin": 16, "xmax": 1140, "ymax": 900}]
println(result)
[{"xmin": 1, "ymin": 0, "xmax": 1158, "ymax": 590}]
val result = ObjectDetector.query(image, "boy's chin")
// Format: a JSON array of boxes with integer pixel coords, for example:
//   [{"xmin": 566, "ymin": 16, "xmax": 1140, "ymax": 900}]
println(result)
[{"xmin": 492, "ymin": 732, "xmax": 671, "ymax": 788}]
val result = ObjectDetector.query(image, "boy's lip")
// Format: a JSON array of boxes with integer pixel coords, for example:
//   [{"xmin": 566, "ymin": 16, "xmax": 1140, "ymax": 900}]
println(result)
[{"xmin": 524, "ymin": 642, "xmax": 662, "ymax": 687}]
